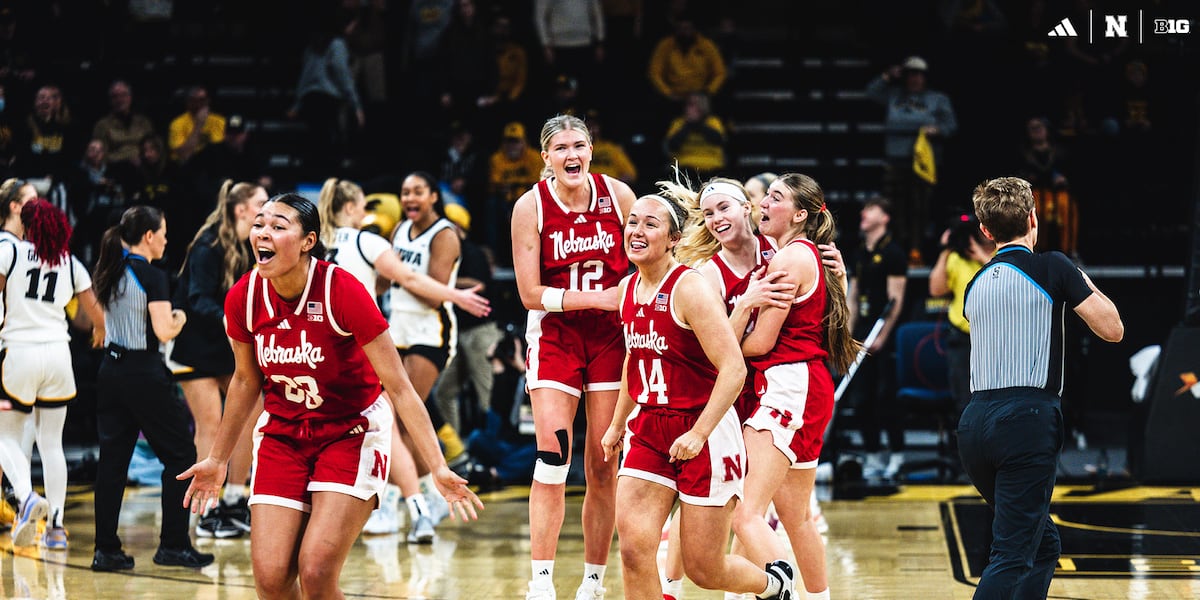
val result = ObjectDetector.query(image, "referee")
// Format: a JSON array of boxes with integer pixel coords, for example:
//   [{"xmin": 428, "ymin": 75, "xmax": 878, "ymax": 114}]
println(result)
[{"xmin": 959, "ymin": 177, "xmax": 1122, "ymax": 599}]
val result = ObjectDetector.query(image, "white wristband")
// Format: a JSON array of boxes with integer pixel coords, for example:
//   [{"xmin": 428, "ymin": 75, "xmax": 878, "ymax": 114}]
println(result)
[{"xmin": 541, "ymin": 287, "xmax": 566, "ymax": 312}]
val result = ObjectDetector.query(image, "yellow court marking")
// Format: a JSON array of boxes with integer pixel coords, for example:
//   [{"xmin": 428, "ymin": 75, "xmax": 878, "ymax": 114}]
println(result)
[
  {"xmin": 1049, "ymin": 513, "xmax": 1200, "ymax": 538},
  {"xmin": 876, "ymin": 485, "xmax": 1200, "ymax": 504}
]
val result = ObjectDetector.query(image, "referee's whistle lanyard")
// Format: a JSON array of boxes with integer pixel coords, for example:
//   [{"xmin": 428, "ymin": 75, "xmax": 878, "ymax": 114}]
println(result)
[
  {"xmin": 121, "ymin": 248, "xmax": 150, "ymax": 263},
  {"xmin": 995, "ymin": 245, "xmax": 1031, "ymax": 256}
]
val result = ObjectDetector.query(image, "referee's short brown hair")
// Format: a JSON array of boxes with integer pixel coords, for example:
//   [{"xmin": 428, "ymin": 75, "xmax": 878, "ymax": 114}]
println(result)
[{"xmin": 973, "ymin": 177, "xmax": 1034, "ymax": 244}]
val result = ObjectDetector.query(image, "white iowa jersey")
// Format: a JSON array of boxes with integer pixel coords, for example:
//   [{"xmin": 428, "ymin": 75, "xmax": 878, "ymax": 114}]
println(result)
[
  {"xmin": 388, "ymin": 218, "xmax": 458, "ymax": 315},
  {"xmin": 328, "ymin": 226, "xmax": 393, "ymax": 294},
  {"xmin": 0, "ymin": 231, "xmax": 19, "ymax": 328},
  {"xmin": 0, "ymin": 241, "xmax": 90, "ymax": 343}
]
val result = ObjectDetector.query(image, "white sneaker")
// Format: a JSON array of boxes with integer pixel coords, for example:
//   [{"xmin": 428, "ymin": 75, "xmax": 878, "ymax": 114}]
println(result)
[
  {"xmin": 526, "ymin": 580, "xmax": 556, "ymax": 600},
  {"xmin": 883, "ymin": 452, "xmax": 905, "ymax": 480},
  {"xmin": 574, "ymin": 576, "xmax": 605, "ymax": 600},
  {"xmin": 12, "ymin": 491, "xmax": 48, "ymax": 547},
  {"xmin": 863, "ymin": 452, "xmax": 886, "ymax": 480},
  {"xmin": 419, "ymin": 479, "xmax": 451, "ymax": 526},
  {"xmin": 407, "ymin": 514, "xmax": 436, "ymax": 544},
  {"xmin": 764, "ymin": 560, "xmax": 796, "ymax": 600},
  {"xmin": 363, "ymin": 484, "xmax": 401, "ymax": 535}
]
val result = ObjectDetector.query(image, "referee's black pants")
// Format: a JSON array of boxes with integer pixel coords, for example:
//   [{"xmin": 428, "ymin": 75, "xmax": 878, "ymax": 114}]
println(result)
[
  {"xmin": 94, "ymin": 351, "xmax": 197, "ymax": 553},
  {"xmin": 957, "ymin": 387, "xmax": 1064, "ymax": 600}
]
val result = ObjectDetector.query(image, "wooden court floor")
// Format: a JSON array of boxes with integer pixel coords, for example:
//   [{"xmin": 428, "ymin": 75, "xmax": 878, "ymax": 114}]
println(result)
[{"xmin": 2, "ymin": 483, "xmax": 1198, "ymax": 599}]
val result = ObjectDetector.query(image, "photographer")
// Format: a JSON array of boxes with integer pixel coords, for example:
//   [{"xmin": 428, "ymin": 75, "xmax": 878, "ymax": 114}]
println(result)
[{"xmin": 930, "ymin": 214, "xmax": 996, "ymax": 424}]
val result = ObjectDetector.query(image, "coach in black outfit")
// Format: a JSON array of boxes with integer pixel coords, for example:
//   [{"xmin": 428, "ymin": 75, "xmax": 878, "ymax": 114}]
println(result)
[{"xmin": 959, "ymin": 177, "xmax": 1122, "ymax": 599}]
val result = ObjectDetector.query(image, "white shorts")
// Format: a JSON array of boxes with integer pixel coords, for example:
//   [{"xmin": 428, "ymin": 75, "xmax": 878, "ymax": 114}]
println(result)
[
  {"xmin": 1, "ymin": 341, "xmax": 76, "ymax": 408},
  {"xmin": 744, "ymin": 361, "xmax": 834, "ymax": 470},
  {"xmin": 388, "ymin": 308, "xmax": 455, "ymax": 357}
]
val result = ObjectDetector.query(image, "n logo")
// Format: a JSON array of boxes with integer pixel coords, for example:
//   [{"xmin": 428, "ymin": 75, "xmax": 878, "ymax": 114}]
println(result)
[
  {"xmin": 770, "ymin": 408, "xmax": 794, "ymax": 428},
  {"xmin": 370, "ymin": 449, "xmax": 389, "ymax": 478},
  {"xmin": 1104, "ymin": 14, "xmax": 1128, "ymax": 38},
  {"xmin": 722, "ymin": 455, "xmax": 743, "ymax": 482}
]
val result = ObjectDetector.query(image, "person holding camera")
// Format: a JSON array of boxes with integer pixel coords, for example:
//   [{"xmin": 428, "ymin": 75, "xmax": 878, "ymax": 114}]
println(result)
[
  {"xmin": 929, "ymin": 214, "xmax": 995, "ymax": 424},
  {"xmin": 90, "ymin": 205, "xmax": 213, "ymax": 571}
]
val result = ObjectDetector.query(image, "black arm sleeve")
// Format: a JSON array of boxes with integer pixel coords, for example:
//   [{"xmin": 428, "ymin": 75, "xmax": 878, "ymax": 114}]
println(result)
[{"xmin": 184, "ymin": 242, "xmax": 226, "ymax": 327}]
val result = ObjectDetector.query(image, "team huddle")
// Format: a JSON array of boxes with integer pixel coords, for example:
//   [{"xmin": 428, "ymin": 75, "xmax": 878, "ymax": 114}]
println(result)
[{"xmin": 510, "ymin": 114, "xmax": 855, "ymax": 600}]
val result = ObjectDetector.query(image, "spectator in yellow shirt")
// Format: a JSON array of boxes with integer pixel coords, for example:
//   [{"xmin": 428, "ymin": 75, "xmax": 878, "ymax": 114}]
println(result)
[
  {"xmin": 647, "ymin": 15, "xmax": 727, "ymax": 102},
  {"xmin": 168, "ymin": 86, "xmax": 225, "ymax": 164},
  {"xmin": 664, "ymin": 93, "xmax": 726, "ymax": 180},
  {"xmin": 487, "ymin": 121, "xmax": 543, "ymax": 266}
]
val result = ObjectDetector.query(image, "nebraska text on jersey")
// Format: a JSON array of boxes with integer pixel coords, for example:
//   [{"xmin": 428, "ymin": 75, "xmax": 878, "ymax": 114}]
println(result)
[
  {"xmin": 624, "ymin": 320, "xmax": 669, "ymax": 355},
  {"xmin": 550, "ymin": 222, "xmax": 616, "ymax": 260},
  {"xmin": 256, "ymin": 330, "xmax": 327, "ymax": 369}
]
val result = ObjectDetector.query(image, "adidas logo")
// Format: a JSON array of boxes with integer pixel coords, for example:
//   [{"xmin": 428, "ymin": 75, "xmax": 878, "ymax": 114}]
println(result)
[
  {"xmin": 348, "ymin": 424, "xmax": 365, "ymax": 436},
  {"xmin": 586, "ymin": 574, "xmax": 599, "ymax": 581},
  {"xmin": 537, "ymin": 569, "xmax": 550, "ymax": 576},
  {"xmin": 574, "ymin": 214, "xmax": 587, "ymax": 224},
  {"xmin": 636, "ymin": 308, "xmax": 645, "ymax": 318},
  {"xmin": 278, "ymin": 319, "xmax": 292, "ymax": 330},
  {"xmin": 1047, "ymin": 17, "xmax": 1078, "ymax": 37}
]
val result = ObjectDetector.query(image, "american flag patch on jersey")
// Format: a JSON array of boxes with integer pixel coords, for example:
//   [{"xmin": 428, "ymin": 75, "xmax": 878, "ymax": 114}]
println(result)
[
  {"xmin": 654, "ymin": 292, "xmax": 668, "ymax": 311},
  {"xmin": 598, "ymin": 195, "xmax": 612, "ymax": 214},
  {"xmin": 306, "ymin": 301, "xmax": 322, "ymax": 314}
]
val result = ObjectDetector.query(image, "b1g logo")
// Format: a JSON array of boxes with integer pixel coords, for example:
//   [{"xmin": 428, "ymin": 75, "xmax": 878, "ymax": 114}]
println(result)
[{"xmin": 1153, "ymin": 19, "xmax": 1190, "ymax": 34}]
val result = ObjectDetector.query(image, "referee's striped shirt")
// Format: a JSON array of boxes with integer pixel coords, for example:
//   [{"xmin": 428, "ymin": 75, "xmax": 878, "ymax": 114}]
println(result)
[
  {"xmin": 963, "ymin": 246, "xmax": 1092, "ymax": 395},
  {"xmin": 104, "ymin": 255, "xmax": 170, "ymax": 352}
]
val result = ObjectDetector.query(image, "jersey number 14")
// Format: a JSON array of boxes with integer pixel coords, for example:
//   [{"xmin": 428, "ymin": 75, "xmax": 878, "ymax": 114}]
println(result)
[{"xmin": 635, "ymin": 358, "xmax": 668, "ymax": 404}]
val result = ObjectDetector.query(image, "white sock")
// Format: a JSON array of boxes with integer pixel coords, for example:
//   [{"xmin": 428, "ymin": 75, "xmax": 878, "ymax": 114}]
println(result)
[
  {"xmin": 806, "ymin": 590, "xmax": 830, "ymax": 600},
  {"xmin": 758, "ymin": 570, "xmax": 781, "ymax": 598},
  {"xmin": 663, "ymin": 577, "xmax": 683, "ymax": 598},
  {"xmin": 406, "ymin": 494, "xmax": 430, "ymax": 521},
  {"xmin": 582, "ymin": 562, "xmax": 606, "ymax": 585},
  {"xmin": 532, "ymin": 559, "xmax": 554, "ymax": 584},
  {"xmin": 223, "ymin": 485, "xmax": 245, "ymax": 504},
  {"xmin": 418, "ymin": 473, "xmax": 435, "ymax": 494}
]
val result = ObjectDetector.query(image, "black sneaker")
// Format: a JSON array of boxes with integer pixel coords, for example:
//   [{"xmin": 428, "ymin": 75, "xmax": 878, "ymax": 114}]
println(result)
[
  {"xmin": 153, "ymin": 545, "xmax": 214, "ymax": 568},
  {"xmin": 92, "ymin": 548, "xmax": 135, "ymax": 572},
  {"xmin": 196, "ymin": 504, "xmax": 242, "ymax": 539},
  {"xmin": 225, "ymin": 499, "xmax": 251, "ymax": 533}
]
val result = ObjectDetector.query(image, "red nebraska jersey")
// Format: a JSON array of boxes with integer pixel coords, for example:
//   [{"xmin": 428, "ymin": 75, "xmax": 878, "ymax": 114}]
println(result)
[
  {"xmin": 226, "ymin": 259, "xmax": 390, "ymax": 422},
  {"xmin": 535, "ymin": 173, "xmax": 628, "ymax": 293},
  {"xmin": 710, "ymin": 232, "xmax": 777, "ymax": 314},
  {"xmin": 621, "ymin": 264, "xmax": 717, "ymax": 411},
  {"xmin": 749, "ymin": 238, "xmax": 828, "ymax": 372}
]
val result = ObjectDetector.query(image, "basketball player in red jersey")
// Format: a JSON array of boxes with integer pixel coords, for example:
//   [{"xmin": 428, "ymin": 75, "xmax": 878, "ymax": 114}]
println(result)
[
  {"xmin": 662, "ymin": 176, "xmax": 845, "ymax": 599},
  {"xmin": 731, "ymin": 174, "xmax": 858, "ymax": 600},
  {"xmin": 599, "ymin": 193, "xmax": 795, "ymax": 600},
  {"xmin": 511, "ymin": 114, "xmax": 637, "ymax": 600},
  {"xmin": 179, "ymin": 194, "xmax": 481, "ymax": 599}
]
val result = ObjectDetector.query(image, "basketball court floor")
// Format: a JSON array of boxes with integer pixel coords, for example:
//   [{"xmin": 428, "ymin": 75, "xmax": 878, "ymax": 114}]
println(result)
[{"xmin": 2, "ymin": 482, "xmax": 1198, "ymax": 599}]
